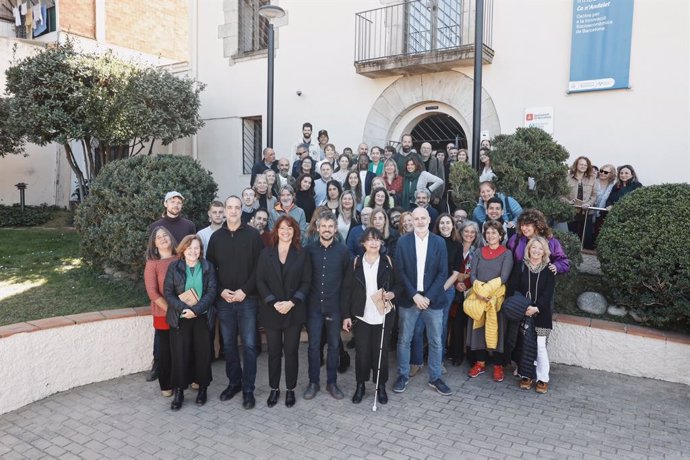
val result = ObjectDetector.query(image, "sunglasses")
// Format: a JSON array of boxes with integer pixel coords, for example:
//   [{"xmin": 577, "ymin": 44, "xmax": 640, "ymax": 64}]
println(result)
[{"xmin": 600, "ymin": 170, "xmax": 612, "ymax": 175}]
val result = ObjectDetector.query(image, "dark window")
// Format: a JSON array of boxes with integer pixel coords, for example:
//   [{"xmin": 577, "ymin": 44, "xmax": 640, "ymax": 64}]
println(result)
[
  {"xmin": 242, "ymin": 117, "xmax": 263, "ymax": 174},
  {"xmin": 237, "ymin": 0, "xmax": 270, "ymax": 55}
]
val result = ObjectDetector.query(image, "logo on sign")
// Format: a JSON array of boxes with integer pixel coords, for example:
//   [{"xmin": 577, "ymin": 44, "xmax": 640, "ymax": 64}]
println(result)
[{"xmin": 525, "ymin": 113, "xmax": 534, "ymax": 121}]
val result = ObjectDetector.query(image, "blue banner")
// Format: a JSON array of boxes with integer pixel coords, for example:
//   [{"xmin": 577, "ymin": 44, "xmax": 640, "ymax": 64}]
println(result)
[{"xmin": 568, "ymin": 0, "xmax": 634, "ymax": 93}]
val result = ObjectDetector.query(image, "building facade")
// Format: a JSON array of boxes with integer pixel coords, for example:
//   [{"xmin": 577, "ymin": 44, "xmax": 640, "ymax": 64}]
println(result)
[
  {"xmin": 193, "ymin": 0, "xmax": 689, "ymax": 201},
  {"xmin": 0, "ymin": 0, "xmax": 189, "ymax": 206}
]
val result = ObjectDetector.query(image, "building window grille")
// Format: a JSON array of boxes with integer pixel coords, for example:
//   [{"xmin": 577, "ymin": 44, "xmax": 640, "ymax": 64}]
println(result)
[
  {"xmin": 242, "ymin": 117, "xmax": 263, "ymax": 174},
  {"xmin": 238, "ymin": 0, "xmax": 270, "ymax": 55}
]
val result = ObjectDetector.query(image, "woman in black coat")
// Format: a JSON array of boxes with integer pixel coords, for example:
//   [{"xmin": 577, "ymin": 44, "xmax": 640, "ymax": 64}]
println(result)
[
  {"xmin": 256, "ymin": 215, "xmax": 312, "ymax": 408},
  {"xmin": 164, "ymin": 235, "xmax": 217, "ymax": 411},
  {"xmin": 506, "ymin": 236, "xmax": 555, "ymax": 395},
  {"xmin": 342, "ymin": 227, "xmax": 404, "ymax": 406}
]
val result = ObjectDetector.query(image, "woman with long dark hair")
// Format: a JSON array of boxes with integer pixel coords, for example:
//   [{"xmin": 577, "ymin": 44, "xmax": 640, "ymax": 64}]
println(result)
[
  {"xmin": 256, "ymin": 216, "xmax": 311, "ymax": 408},
  {"xmin": 401, "ymin": 157, "xmax": 444, "ymax": 211},
  {"xmin": 144, "ymin": 226, "xmax": 178, "ymax": 397},
  {"xmin": 163, "ymin": 235, "xmax": 217, "ymax": 411},
  {"xmin": 295, "ymin": 173, "xmax": 316, "ymax": 223},
  {"xmin": 605, "ymin": 164, "xmax": 642, "ymax": 209}
]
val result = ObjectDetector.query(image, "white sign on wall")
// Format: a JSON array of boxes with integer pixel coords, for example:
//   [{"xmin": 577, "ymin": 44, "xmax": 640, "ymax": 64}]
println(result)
[{"xmin": 524, "ymin": 107, "xmax": 554, "ymax": 134}]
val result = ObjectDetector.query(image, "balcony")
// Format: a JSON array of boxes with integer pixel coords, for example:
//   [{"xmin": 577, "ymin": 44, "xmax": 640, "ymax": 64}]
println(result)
[{"xmin": 354, "ymin": 0, "xmax": 493, "ymax": 78}]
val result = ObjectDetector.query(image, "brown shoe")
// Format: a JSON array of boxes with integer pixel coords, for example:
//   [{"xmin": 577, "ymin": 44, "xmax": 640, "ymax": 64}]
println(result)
[
  {"xmin": 519, "ymin": 378, "xmax": 533, "ymax": 390},
  {"xmin": 536, "ymin": 381, "xmax": 548, "ymax": 394}
]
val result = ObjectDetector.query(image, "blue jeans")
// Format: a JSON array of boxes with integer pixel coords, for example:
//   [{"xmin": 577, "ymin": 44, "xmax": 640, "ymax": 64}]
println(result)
[
  {"xmin": 397, "ymin": 306, "xmax": 443, "ymax": 382},
  {"xmin": 441, "ymin": 287, "xmax": 455, "ymax": 361},
  {"xmin": 216, "ymin": 297, "xmax": 258, "ymax": 392},
  {"xmin": 307, "ymin": 306, "xmax": 341, "ymax": 385},
  {"xmin": 411, "ymin": 317, "xmax": 425, "ymax": 365}
]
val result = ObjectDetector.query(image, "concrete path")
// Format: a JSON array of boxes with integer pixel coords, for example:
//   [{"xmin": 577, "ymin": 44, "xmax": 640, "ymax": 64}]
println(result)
[{"xmin": 1, "ymin": 347, "xmax": 688, "ymax": 459}]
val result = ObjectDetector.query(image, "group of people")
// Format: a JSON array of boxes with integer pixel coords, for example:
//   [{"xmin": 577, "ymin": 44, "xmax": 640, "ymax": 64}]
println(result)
[
  {"xmin": 563, "ymin": 157, "xmax": 642, "ymax": 248},
  {"xmin": 142, "ymin": 123, "xmax": 642, "ymax": 411}
]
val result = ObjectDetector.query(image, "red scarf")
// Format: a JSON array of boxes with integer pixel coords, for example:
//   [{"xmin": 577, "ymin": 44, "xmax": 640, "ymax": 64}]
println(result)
[{"xmin": 482, "ymin": 245, "xmax": 506, "ymax": 260}]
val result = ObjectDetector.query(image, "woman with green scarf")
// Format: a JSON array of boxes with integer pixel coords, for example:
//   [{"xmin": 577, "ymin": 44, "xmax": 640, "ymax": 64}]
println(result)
[
  {"xmin": 164, "ymin": 234, "xmax": 217, "ymax": 411},
  {"xmin": 401, "ymin": 157, "xmax": 444, "ymax": 211}
]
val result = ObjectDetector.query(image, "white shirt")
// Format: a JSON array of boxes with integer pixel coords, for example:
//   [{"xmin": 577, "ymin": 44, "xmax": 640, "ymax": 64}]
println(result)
[
  {"xmin": 197, "ymin": 225, "xmax": 220, "ymax": 258},
  {"xmin": 414, "ymin": 232, "xmax": 429, "ymax": 292},
  {"xmin": 359, "ymin": 170, "xmax": 368, "ymax": 199},
  {"xmin": 357, "ymin": 255, "xmax": 383, "ymax": 325}
]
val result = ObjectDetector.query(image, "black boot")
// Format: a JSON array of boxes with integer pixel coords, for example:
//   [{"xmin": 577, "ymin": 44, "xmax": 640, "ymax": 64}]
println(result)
[
  {"xmin": 285, "ymin": 390, "xmax": 296, "ymax": 408},
  {"xmin": 146, "ymin": 359, "xmax": 159, "ymax": 382},
  {"xmin": 352, "ymin": 383, "xmax": 365, "ymax": 404},
  {"xmin": 195, "ymin": 387, "xmax": 207, "ymax": 406},
  {"xmin": 267, "ymin": 389, "xmax": 280, "ymax": 408},
  {"xmin": 376, "ymin": 385, "xmax": 388, "ymax": 405},
  {"xmin": 171, "ymin": 388, "xmax": 184, "ymax": 411},
  {"xmin": 338, "ymin": 342, "xmax": 350, "ymax": 374}
]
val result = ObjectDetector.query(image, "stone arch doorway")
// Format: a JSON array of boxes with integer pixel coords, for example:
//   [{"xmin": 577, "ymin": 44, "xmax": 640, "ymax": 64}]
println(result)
[
  {"xmin": 410, "ymin": 113, "xmax": 467, "ymax": 152},
  {"xmin": 362, "ymin": 71, "xmax": 500, "ymax": 152}
]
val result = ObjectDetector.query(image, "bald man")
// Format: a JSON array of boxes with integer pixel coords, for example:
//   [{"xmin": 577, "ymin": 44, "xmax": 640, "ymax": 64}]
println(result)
[{"xmin": 392, "ymin": 207, "xmax": 452, "ymax": 396}]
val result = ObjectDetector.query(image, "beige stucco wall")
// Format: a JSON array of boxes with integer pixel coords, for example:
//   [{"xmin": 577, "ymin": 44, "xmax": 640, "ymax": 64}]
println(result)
[
  {"xmin": 0, "ymin": 316, "xmax": 152, "ymax": 415},
  {"xmin": 549, "ymin": 322, "xmax": 690, "ymax": 386},
  {"xmin": 195, "ymin": 0, "xmax": 689, "ymax": 200}
]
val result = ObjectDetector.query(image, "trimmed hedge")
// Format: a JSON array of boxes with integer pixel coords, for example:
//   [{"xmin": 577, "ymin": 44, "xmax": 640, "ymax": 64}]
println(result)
[
  {"xmin": 0, "ymin": 204, "xmax": 56, "ymax": 227},
  {"xmin": 449, "ymin": 161, "xmax": 479, "ymax": 212},
  {"xmin": 597, "ymin": 184, "xmax": 690, "ymax": 332},
  {"xmin": 553, "ymin": 229, "xmax": 583, "ymax": 274},
  {"xmin": 75, "ymin": 155, "xmax": 218, "ymax": 277}
]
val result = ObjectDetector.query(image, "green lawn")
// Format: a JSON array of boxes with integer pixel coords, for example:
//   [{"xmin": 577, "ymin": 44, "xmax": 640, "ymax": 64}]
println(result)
[{"xmin": 0, "ymin": 228, "xmax": 147, "ymax": 326}]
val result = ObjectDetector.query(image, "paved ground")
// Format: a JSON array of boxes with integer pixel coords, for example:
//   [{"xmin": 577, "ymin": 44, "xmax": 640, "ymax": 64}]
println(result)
[{"xmin": 1, "ymin": 345, "xmax": 689, "ymax": 460}]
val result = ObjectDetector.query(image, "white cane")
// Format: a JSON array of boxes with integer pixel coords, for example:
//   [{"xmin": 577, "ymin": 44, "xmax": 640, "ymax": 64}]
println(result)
[{"xmin": 372, "ymin": 292, "xmax": 390, "ymax": 412}]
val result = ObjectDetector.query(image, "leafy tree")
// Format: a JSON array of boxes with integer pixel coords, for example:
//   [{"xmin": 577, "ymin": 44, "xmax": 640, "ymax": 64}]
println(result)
[
  {"xmin": 449, "ymin": 161, "xmax": 479, "ymax": 212},
  {"xmin": 449, "ymin": 128, "xmax": 572, "ymax": 222},
  {"xmin": 3, "ymin": 42, "xmax": 205, "ymax": 199},
  {"xmin": 491, "ymin": 127, "xmax": 573, "ymax": 223},
  {"xmin": 0, "ymin": 98, "xmax": 24, "ymax": 157}
]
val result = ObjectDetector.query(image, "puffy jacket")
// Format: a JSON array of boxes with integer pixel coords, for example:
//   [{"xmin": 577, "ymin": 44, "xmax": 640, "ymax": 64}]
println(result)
[
  {"xmin": 163, "ymin": 259, "xmax": 217, "ymax": 330},
  {"xmin": 472, "ymin": 193, "xmax": 523, "ymax": 226},
  {"xmin": 464, "ymin": 277, "xmax": 506, "ymax": 349}
]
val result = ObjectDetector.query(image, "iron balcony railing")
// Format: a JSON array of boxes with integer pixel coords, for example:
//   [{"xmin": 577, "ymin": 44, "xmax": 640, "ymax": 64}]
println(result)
[{"xmin": 354, "ymin": 0, "xmax": 493, "ymax": 64}]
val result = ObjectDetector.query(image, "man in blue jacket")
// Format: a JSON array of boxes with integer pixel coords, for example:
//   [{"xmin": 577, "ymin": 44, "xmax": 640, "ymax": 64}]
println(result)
[{"xmin": 393, "ymin": 207, "xmax": 452, "ymax": 396}]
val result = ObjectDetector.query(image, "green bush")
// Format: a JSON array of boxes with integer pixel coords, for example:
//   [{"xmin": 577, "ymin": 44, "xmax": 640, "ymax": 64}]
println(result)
[
  {"xmin": 552, "ymin": 229, "xmax": 583, "ymax": 274},
  {"xmin": 597, "ymin": 184, "xmax": 690, "ymax": 332},
  {"xmin": 75, "ymin": 155, "xmax": 218, "ymax": 277},
  {"xmin": 0, "ymin": 204, "xmax": 56, "ymax": 227},
  {"xmin": 449, "ymin": 161, "xmax": 479, "ymax": 212},
  {"xmin": 492, "ymin": 127, "xmax": 573, "ymax": 223}
]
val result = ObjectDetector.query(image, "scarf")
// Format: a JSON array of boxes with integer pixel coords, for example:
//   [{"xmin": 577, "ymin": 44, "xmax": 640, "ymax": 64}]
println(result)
[{"xmin": 402, "ymin": 170, "xmax": 421, "ymax": 209}]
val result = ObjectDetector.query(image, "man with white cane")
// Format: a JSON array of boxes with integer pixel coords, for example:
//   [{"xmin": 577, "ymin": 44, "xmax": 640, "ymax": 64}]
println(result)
[{"xmin": 343, "ymin": 228, "xmax": 403, "ymax": 406}]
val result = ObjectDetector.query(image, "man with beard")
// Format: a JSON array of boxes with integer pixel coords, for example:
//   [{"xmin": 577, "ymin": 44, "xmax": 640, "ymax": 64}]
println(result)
[
  {"xmin": 317, "ymin": 129, "xmax": 330, "ymax": 159},
  {"xmin": 295, "ymin": 122, "xmax": 320, "ymax": 162},
  {"xmin": 395, "ymin": 133, "xmax": 421, "ymax": 173},
  {"xmin": 304, "ymin": 212, "xmax": 352, "ymax": 400},
  {"xmin": 249, "ymin": 208, "xmax": 272, "ymax": 247},
  {"xmin": 146, "ymin": 191, "xmax": 197, "ymax": 381},
  {"xmin": 276, "ymin": 157, "xmax": 296, "ymax": 191}
]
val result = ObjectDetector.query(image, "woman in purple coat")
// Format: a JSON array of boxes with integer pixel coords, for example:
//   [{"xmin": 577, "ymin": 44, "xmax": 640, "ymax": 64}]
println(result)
[{"xmin": 506, "ymin": 209, "xmax": 570, "ymax": 275}]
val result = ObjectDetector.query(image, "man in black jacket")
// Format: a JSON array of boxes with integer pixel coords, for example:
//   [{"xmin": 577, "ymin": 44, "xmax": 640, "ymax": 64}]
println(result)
[
  {"xmin": 303, "ymin": 213, "xmax": 352, "ymax": 400},
  {"xmin": 250, "ymin": 147, "xmax": 279, "ymax": 186},
  {"xmin": 206, "ymin": 196, "xmax": 264, "ymax": 409}
]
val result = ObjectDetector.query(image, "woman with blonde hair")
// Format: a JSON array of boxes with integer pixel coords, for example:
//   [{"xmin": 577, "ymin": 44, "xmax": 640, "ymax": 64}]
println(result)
[
  {"xmin": 253, "ymin": 173, "xmax": 276, "ymax": 210},
  {"xmin": 506, "ymin": 236, "xmax": 555, "ymax": 393}
]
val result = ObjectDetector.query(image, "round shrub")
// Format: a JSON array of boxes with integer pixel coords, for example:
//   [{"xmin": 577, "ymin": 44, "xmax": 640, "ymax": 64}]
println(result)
[
  {"xmin": 449, "ymin": 161, "xmax": 479, "ymax": 212},
  {"xmin": 75, "ymin": 154, "xmax": 218, "ymax": 277},
  {"xmin": 597, "ymin": 183, "xmax": 690, "ymax": 332}
]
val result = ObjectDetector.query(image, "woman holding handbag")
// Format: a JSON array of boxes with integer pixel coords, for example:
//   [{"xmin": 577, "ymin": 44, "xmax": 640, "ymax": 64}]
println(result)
[
  {"xmin": 163, "ymin": 235, "xmax": 217, "ymax": 411},
  {"xmin": 342, "ymin": 228, "xmax": 403, "ymax": 406}
]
